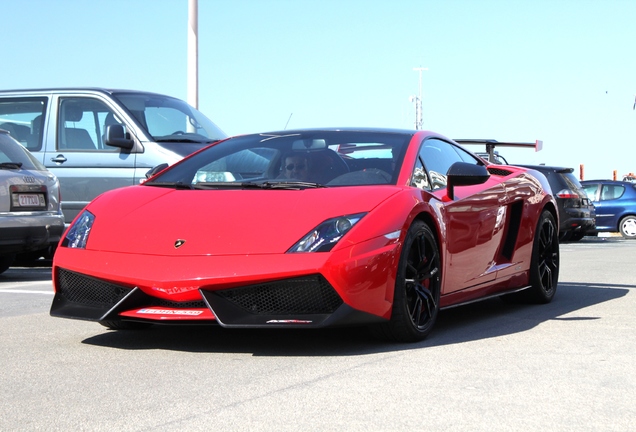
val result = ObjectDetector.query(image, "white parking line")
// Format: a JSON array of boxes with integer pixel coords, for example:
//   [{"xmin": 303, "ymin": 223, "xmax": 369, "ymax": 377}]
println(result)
[{"xmin": 0, "ymin": 289, "xmax": 53, "ymax": 295}]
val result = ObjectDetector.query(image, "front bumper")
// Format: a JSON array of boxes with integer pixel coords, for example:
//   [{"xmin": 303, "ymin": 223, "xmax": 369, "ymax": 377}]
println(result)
[
  {"xmin": 50, "ymin": 268, "xmax": 383, "ymax": 328},
  {"xmin": 50, "ymin": 236, "xmax": 400, "ymax": 328}
]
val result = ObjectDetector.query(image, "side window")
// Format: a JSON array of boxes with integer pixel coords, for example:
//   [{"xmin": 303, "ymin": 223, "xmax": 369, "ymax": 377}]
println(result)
[
  {"xmin": 582, "ymin": 184, "xmax": 599, "ymax": 201},
  {"xmin": 411, "ymin": 157, "xmax": 431, "ymax": 190},
  {"xmin": 57, "ymin": 98, "xmax": 122, "ymax": 151},
  {"xmin": 416, "ymin": 138, "xmax": 469, "ymax": 190},
  {"xmin": 0, "ymin": 97, "xmax": 48, "ymax": 151},
  {"xmin": 600, "ymin": 184, "xmax": 625, "ymax": 201}
]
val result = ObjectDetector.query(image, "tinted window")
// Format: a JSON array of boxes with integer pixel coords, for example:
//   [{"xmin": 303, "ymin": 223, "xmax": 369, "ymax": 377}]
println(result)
[
  {"xmin": 417, "ymin": 138, "xmax": 479, "ymax": 190},
  {"xmin": 148, "ymin": 131, "xmax": 411, "ymax": 187}
]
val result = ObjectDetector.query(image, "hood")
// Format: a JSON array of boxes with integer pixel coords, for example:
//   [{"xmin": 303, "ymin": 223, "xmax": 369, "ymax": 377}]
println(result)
[{"xmin": 86, "ymin": 185, "xmax": 399, "ymax": 255}]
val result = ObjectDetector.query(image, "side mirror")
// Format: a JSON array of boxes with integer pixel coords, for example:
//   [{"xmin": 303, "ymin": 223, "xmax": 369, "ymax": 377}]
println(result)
[
  {"xmin": 145, "ymin": 163, "xmax": 169, "ymax": 179},
  {"xmin": 105, "ymin": 124, "xmax": 134, "ymax": 149},
  {"xmin": 446, "ymin": 162, "xmax": 490, "ymax": 200}
]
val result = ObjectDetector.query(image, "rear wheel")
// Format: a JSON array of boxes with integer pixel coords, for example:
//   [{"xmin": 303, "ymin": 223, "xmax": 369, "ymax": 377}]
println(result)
[
  {"xmin": 619, "ymin": 216, "xmax": 636, "ymax": 239},
  {"xmin": 371, "ymin": 220, "xmax": 441, "ymax": 342},
  {"xmin": 528, "ymin": 210, "xmax": 560, "ymax": 303}
]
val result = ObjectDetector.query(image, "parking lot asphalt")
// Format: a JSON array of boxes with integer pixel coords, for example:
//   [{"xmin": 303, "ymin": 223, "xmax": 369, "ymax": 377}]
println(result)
[{"xmin": 0, "ymin": 236, "xmax": 634, "ymax": 431}]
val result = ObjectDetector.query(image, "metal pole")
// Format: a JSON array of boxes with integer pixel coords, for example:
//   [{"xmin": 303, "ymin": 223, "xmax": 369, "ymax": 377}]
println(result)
[
  {"xmin": 412, "ymin": 67, "xmax": 428, "ymax": 129},
  {"xmin": 187, "ymin": 0, "xmax": 199, "ymax": 109}
]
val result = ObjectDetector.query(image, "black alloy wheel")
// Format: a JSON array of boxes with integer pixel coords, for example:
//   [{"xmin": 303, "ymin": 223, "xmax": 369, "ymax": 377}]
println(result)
[
  {"xmin": 529, "ymin": 210, "xmax": 560, "ymax": 303},
  {"xmin": 371, "ymin": 220, "xmax": 441, "ymax": 342}
]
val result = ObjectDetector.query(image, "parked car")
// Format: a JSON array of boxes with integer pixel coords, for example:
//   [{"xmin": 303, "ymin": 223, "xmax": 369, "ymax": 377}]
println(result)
[
  {"xmin": 0, "ymin": 88, "xmax": 226, "ymax": 224},
  {"xmin": 0, "ymin": 129, "xmax": 64, "ymax": 273},
  {"xmin": 516, "ymin": 165, "xmax": 595, "ymax": 241},
  {"xmin": 51, "ymin": 128, "xmax": 559, "ymax": 343},
  {"xmin": 581, "ymin": 180, "xmax": 636, "ymax": 239}
]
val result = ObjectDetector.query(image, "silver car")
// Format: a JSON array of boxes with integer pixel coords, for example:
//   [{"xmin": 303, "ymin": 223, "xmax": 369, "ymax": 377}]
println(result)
[{"xmin": 0, "ymin": 129, "xmax": 64, "ymax": 273}]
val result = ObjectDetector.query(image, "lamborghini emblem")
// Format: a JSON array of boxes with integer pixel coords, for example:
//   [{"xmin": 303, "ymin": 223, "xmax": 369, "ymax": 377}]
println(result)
[{"xmin": 174, "ymin": 239, "xmax": 186, "ymax": 249}]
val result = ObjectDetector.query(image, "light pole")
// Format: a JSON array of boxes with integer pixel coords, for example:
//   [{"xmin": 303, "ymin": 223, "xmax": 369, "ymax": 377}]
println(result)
[
  {"xmin": 411, "ymin": 67, "xmax": 427, "ymax": 129},
  {"xmin": 187, "ymin": 0, "xmax": 198, "ymax": 110}
]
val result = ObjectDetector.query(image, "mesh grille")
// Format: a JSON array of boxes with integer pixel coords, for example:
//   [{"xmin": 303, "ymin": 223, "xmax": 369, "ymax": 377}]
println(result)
[
  {"xmin": 152, "ymin": 299, "xmax": 207, "ymax": 308},
  {"xmin": 57, "ymin": 268, "xmax": 132, "ymax": 308},
  {"xmin": 217, "ymin": 275, "xmax": 342, "ymax": 315},
  {"xmin": 57, "ymin": 268, "xmax": 208, "ymax": 309},
  {"xmin": 488, "ymin": 167, "xmax": 513, "ymax": 176}
]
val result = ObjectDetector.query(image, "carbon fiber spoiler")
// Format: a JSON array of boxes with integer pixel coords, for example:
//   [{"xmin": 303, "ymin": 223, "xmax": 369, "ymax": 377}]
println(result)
[{"xmin": 455, "ymin": 139, "xmax": 543, "ymax": 163}]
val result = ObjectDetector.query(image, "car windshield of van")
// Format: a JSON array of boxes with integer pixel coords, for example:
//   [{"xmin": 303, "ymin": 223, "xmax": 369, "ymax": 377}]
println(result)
[{"xmin": 112, "ymin": 92, "xmax": 227, "ymax": 144}]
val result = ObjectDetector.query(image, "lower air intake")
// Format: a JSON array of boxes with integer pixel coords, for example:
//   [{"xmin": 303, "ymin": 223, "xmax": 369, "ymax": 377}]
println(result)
[
  {"xmin": 216, "ymin": 275, "xmax": 342, "ymax": 315},
  {"xmin": 57, "ymin": 268, "xmax": 132, "ymax": 308}
]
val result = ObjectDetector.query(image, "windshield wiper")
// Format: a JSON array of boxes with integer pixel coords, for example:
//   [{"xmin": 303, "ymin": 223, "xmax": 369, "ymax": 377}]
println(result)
[
  {"xmin": 0, "ymin": 162, "xmax": 23, "ymax": 170},
  {"xmin": 154, "ymin": 138, "xmax": 203, "ymax": 143},
  {"xmin": 145, "ymin": 181, "xmax": 193, "ymax": 190},
  {"xmin": 193, "ymin": 181, "xmax": 326, "ymax": 190}
]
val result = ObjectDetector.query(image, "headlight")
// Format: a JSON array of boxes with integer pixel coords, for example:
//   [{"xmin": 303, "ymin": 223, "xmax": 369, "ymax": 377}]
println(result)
[
  {"xmin": 62, "ymin": 210, "xmax": 95, "ymax": 249},
  {"xmin": 288, "ymin": 213, "xmax": 366, "ymax": 253}
]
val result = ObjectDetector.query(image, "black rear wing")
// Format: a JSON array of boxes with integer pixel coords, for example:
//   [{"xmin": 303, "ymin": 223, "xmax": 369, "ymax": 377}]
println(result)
[{"xmin": 455, "ymin": 139, "xmax": 543, "ymax": 163}]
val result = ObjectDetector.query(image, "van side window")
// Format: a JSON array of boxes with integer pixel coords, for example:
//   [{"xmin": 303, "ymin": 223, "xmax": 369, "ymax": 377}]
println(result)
[
  {"xmin": 0, "ymin": 97, "xmax": 48, "ymax": 151},
  {"xmin": 57, "ymin": 98, "xmax": 122, "ymax": 151}
]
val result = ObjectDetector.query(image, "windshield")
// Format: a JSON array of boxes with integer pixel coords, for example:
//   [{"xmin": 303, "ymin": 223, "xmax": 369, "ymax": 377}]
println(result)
[
  {"xmin": 112, "ymin": 92, "xmax": 226, "ymax": 143},
  {"xmin": 146, "ymin": 130, "xmax": 412, "ymax": 189}
]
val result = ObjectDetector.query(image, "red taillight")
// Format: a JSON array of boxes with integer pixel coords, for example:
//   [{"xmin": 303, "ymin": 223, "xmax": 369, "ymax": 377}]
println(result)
[{"xmin": 555, "ymin": 189, "xmax": 579, "ymax": 199}]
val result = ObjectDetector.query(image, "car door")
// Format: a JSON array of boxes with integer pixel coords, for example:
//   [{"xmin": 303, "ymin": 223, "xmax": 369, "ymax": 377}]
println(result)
[
  {"xmin": 43, "ymin": 96, "xmax": 137, "ymax": 223},
  {"xmin": 415, "ymin": 138, "xmax": 507, "ymax": 292},
  {"xmin": 587, "ymin": 182, "xmax": 626, "ymax": 231}
]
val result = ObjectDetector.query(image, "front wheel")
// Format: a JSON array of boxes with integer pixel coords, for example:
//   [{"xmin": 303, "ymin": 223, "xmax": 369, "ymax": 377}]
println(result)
[
  {"xmin": 619, "ymin": 215, "xmax": 636, "ymax": 239},
  {"xmin": 371, "ymin": 220, "xmax": 441, "ymax": 342}
]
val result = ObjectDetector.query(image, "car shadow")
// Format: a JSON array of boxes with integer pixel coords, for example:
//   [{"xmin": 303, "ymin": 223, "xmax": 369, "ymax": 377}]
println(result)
[
  {"xmin": 0, "ymin": 263, "xmax": 52, "ymax": 282},
  {"xmin": 81, "ymin": 281, "xmax": 631, "ymax": 356}
]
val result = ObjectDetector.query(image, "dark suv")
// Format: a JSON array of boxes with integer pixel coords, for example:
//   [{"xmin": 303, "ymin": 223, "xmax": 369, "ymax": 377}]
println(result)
[{"xmin": 517, "ymin": 165, "xmax": 595, "ymax": 241}]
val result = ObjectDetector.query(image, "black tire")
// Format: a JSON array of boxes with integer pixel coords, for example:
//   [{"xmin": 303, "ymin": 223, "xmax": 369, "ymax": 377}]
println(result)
[
  {"xmin": 99, "ymin": 321, "xmax": 152, "ymax": 330},
  {"xmin": 527, "ymin": 210, "xmax": 560, "ymax": 303},
  {"xmin": 618, "ymin": 215, "xmax": 636, "ymax": 239},
  {"xmin": 371, "ymin": 220, "xmax": 441, "ymax": 342},
  {"xmin": 0, "ymin": 255, "xmax": 15, "ymax": 275}
]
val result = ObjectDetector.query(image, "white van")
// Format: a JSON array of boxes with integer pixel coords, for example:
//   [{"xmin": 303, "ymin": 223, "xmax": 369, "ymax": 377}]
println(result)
[{"xmin": 0, "ymin": 88, "xmax": 226, "ymax": 224}]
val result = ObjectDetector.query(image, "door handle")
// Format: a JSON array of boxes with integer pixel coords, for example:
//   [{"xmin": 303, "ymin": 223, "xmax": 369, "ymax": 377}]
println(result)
[{"xmin": 51, "ymin": 154, "xmax": 68, "ymax": 164}]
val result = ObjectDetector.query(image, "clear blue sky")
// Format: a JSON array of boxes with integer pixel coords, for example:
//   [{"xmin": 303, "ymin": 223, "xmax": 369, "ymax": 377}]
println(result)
[{"xmin": 3, "ymin": 0, "xmax": 635, "ymax": 180}]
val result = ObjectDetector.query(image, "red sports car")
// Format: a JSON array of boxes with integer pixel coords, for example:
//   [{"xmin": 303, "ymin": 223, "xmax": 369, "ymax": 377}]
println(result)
[{"xmin": 50, "ymin": 128, "xmax": 559, "ymax": 342}]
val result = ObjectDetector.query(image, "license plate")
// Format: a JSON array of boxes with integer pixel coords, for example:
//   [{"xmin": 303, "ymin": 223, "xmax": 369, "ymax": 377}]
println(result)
[{"xmin": 17, "ymin": 193, "xmax": 45, "ymax": 207}]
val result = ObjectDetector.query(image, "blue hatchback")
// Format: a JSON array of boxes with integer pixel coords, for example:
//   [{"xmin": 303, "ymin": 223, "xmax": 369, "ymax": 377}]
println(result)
[{"xmin": 581, "ymin": 180, "xmax": 636, "ymax": 239}]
